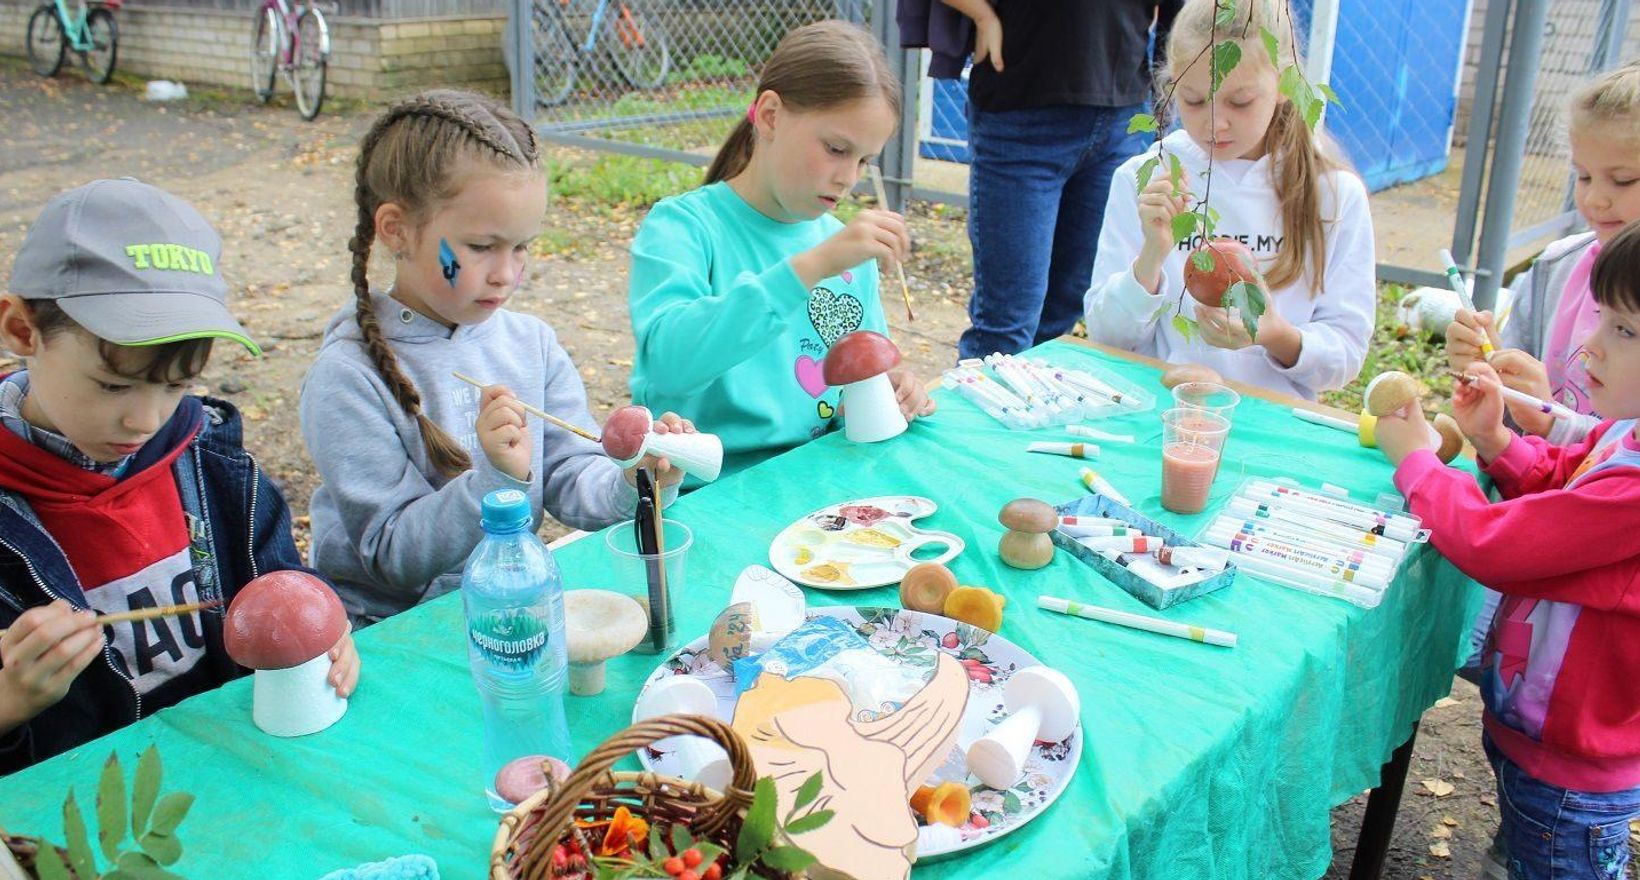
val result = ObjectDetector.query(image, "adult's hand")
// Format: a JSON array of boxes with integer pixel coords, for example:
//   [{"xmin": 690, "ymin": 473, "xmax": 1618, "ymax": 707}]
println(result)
[{"xmin": 942, "ymin": 0, "xmax": 1004, "ymax": 72}]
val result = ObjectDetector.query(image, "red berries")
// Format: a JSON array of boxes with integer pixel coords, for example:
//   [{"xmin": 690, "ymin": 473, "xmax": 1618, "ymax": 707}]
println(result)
[
  {"xmin": 683, "ymin": 850, "xmax": 704, "ymax": 868},
  {"xmin": 663, "ymin": 857, "xmax": 685, "ymax": 875},
  {"xmin": 664, "ymin": 849, "xmax": 706, "ymax": 880},
  {"xmin": 702, "ymin": 866, "xmax": 722, "ymax": 880}
]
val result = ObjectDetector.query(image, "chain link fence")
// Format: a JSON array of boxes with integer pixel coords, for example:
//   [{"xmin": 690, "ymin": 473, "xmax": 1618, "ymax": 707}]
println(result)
[{"xmin": 506, "ymin": 0, "xmax": 870, "ymax": 164}]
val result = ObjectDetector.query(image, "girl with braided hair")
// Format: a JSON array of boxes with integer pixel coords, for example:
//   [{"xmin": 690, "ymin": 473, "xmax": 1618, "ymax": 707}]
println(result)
[{"xmin": 300, "ymin": 89, "xmax": 690, "ymax": 625}]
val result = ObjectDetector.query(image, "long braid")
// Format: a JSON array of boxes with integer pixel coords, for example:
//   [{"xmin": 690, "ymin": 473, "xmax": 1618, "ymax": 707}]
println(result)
[{"xmin": 347, "ymin": 89, "xmax": 538, "ymax": 479}]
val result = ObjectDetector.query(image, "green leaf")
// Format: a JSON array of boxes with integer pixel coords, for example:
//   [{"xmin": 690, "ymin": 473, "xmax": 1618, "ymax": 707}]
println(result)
[
  {"xmin": 64, "ymin": 790, "xmax": 98, "ymax": 879},
  {"xmin": 1211, "ymin": 41, "xmax": 1243, "ymax": 93},
  {"xmin": 783, "ymin": 809, "xmax": 834, "ymax": 836},
  {"xmin": 97, "ymin": 752, "xmax": 128, "ymax": 862},
  {"xmin": 1126, "ymin": 112, "xmax": 1158, "ymax": 135},
  {"xmin": 1260, "ymin": 26, "xmax": 1280, "ymax": 65},
  {"xmin": 693, "ymin": 842, "xmax": 725, "ymax": 864},
  {"xmin": 138, "ymin": 831, "xmax": 183, "ymax": 867},
  {"xmin": 1301, "ymin": 93, "xmax": 1324, "ymax": 129},
  {"xmin": 132, "ymin": 746, "xmax": 161, "ymax": 839},
  {"xmin": 146, "ymin": 792, "xmax": 194, "ymax": 838},
  {"xmin": 1135, "ymin": 156, "xmax": 1160, "ymax": 193},
  {"xmin": 1167, "ymin": 152, "xmax": 1184, "ymax": 192},
  {"xmin": 792, "ymin": 773, "xmax": 823, "ymax": 812},
  {"xmin": 760, "ymin": 845, "xmax": 818, "ymax": 872},
  {"xmin": 735, "ymin": 777, "xmax": 777, "ymax": 863},
  {"xmin": 1227, "ymin": 281, "xmax": 1268, "ymax": 337},
  {"xmin": 1214, "ymin": 0, "xmax": 1238, "ymax": 29},
  {"xmin": 1318, "ymin": 82, "xmax": 1341, "ymax": 107},
  {"xmin": 1170, "ymin": 211, "xmax": 1199, "ymax": 244},
  {"xmin": 37, "ymin": 846, "xmax": 74, "ymax": 880},
  {"xmin": 115, "ymin": 849, "xmax": 187, "ymax": 880},
  {"xmin": 726, "ymin": 867, "xmax": 751, "ymax": 880},
  {"xmin": 1172, "ymin": 314, "xmax": 1199, "ymax": 342},
  {"xmin": 1191, "ymin": 249, "xmax": 1216, "ymax": 273},
  {"xmin": 670, "ymin": 822, "xmax": 692, "ymax": 854},
  {"xmin": 648, "ymin": 823, "xmax": 666, "ymax": 862},
  {"xmin": 1278, "ymin": 64, "xmax": 1306, "ymax": 105},
  {"xmin": 1205, "ymin": 204, "xmax": 1222, "ymax": 224}
]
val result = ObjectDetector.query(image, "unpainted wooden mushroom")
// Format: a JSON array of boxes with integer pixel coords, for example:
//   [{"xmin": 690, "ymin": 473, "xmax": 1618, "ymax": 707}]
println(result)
[
  {"xmin": 997, "ymin": 498, "xmax": 1057, "ymax": 569},
  {"xmin": 564, "ymin": 590, "xmax": 648, "ymax": 696}
]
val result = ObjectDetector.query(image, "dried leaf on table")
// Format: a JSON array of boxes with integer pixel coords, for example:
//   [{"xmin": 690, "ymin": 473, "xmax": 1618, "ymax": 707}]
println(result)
[{"xmin": 1421, "ymin": 778, "xmax": 1455, "ymax": 797}]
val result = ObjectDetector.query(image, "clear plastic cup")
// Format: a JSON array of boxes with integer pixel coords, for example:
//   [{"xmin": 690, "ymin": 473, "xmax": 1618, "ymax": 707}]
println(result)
[
  {"xmin": 605, "ymin": 519, "xmax": 693, "ymax": 653},
  {"xmin": 1170, "ymin": 382, "xmax": 1242, "ymax": 423},
  {"xmin": 1160, "ymin": 408, "xmax": 1231, "ymax": 515}
]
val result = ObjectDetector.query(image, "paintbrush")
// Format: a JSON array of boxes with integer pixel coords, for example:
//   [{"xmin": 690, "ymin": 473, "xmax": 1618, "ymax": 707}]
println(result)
[
  {"xmin": 867, "ymin": 164, "xmax": 916, "ymax": 322},
  {"xmin": 634, "ymin": 469, "xmax": 671, "ymax": 652},
  {"xmin": 0, "ymin": 599, "xmax": 224, "ymax": 638},
  {"xmin": 451, "ymin": 372, "xmax": 602, "ymax": 443}
]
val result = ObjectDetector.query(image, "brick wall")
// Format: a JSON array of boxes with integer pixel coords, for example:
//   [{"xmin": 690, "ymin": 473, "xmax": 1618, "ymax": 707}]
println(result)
[{"xmin": 0, "ymin": 0, "xmax": 507, "ymax": 100}]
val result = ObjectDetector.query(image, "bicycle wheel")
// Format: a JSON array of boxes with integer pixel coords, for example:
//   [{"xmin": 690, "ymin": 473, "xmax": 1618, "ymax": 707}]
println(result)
[
  {"xmin": 26, "ymin": 5, "xmax": 66, "ymax": 77},
  {"xmin": 82, "ymin": 7, "xmax": 117, "ymax": 84},
  {"xmin": 602, "ymin": 0, "xmax": 669, "ymax": 90},
  {"xmin": 249, "ymin": 6, "xmax": 280, "ymax": 103},
  {"xmin": 290, "ymin": 6, "xmax": 328, "ymax": 120},
  {"xmin": 531, "ymin": 2, "xmax": 578, "ymax": 107}
]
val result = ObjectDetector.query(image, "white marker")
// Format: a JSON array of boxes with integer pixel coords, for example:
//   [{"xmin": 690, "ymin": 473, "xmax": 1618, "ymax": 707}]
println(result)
[
  {"xmin": 1458, "ymin": 373, "xmax": 1580, "ymax": 422},
  {"xmin": 1290, "ymin": 407, "xmax": 1358, "ymax": 434},
  {"xmin": 1066, "ymin": 424, "xmax": 1136, "ymax": 444},
  {"xmin": 1441, "ymin": 249, "xmax": 1495, "ymax": 360},
  {"xmin": 1155, "ymin": 545, "xmax": 1232, "ymax": 570},
  {"xmin": 1079, "ymin": 467, "xmax": 1132, "ymax": 506},
  {"xmin": 1057, "ymin": 521, "xmax": 1139, "ymax": 539},
  {"xmin": 1039, "ymin": 595, "xmax": 1237, "ymax": 648},
  {"xmin": 1077, "ymin": 534, "xmax": 1163, "ymax": 553},
  {"xmin": 1243, "ymin": 481, "xmax": 1421, "ymax": 542},
  {"xmin": 1213, "ymin": 511, "xmax": 1407, "ymax": 561},
  {"xmin": 1059, "ymin": 514, "xmax": 1127, "ymax": 528},
  {"xmin": 1217, "ymin": 550, "xmax": 1383, "ymax": 607},
  {"xmin": 1028, "ymin": 441, "xmax": 1098, "ymax": 459},
  {"xmin": 1211, "ymin": 532, "xmax": 1391, "ymax": 589},
  {"xmin": 1204, "ymin": 523, "xmax": 1395, "ymax": 578}
]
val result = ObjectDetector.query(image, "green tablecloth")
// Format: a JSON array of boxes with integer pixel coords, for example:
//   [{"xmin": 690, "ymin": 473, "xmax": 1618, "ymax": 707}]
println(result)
[{"xmin": 0, "ymin": 341, "xmax": 1482, "ymax": 879}]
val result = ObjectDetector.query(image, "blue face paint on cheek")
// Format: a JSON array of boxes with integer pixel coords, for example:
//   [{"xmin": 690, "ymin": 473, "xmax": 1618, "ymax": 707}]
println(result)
[{"xmin": 438, "ymin": 238, "xmax": 461, "ymax": 288}]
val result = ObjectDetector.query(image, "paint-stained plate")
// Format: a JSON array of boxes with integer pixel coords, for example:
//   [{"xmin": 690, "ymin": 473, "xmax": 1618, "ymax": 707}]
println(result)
[{"xmin": 769, "ymin": 495, "xmax": 964, "ymax": 590}]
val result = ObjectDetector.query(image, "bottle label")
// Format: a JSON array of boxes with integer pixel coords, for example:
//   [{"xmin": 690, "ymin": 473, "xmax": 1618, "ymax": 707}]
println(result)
[{"xmin": 469, "ymin": 609, "xmax": 550, "ymax": 670}]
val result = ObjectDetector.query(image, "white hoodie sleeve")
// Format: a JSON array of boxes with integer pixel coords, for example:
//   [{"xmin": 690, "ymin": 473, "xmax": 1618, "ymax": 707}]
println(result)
[
  {"xmin": 1263, "ymin": 172, "xmax": 1377, "ymax": 393},
  {"xmin": 1084, "ymin": 159, "xmax": 1169, "ymax": 356}
]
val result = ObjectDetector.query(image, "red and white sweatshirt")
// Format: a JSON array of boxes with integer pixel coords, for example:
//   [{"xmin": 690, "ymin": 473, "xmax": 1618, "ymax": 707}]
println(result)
[{"xmin": 1394, "ymin": 419, "xmax": 1640, "ymax": 792}]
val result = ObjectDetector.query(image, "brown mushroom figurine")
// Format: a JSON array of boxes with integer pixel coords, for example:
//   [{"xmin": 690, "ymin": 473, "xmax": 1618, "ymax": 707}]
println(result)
[
  {"xmin": 823, "ymin": 331, "xmax": 908, "ymax": 443},
  {"xmin": 494, "ymin": 754, "xmax": 572, "ymax": 806},
  {"xmin": 1363, "ymin": 371, "xmax": 1424, "ymax": 417},
  {"xmin": 1161, "ymin": 363, "xmax": 1224, "ymax": 389},
  {"xmin": 1359, "ymin": 371, "xmax": 1466, "ymax": 465},
  {"xmin": 564, "ymin": 590, "xmax": 648, "ymax": 696},
  {"xmin": 998, "ymin": 498, "xmax": 1057, "ymax": 570},
  {"xmin": 899, "ymin": 562, "xmax": 958, "ymax": 614},
  {"xmin": 224, "ymin": 570, "xmax": 350, "ymax": 737},
  {"xmin": 601, "ymin": 404, "xmax": 724, "ymax": 483},
  {"xmin": 1183, "ymin": 238, "xmax": 1260, "ymax": 308}
]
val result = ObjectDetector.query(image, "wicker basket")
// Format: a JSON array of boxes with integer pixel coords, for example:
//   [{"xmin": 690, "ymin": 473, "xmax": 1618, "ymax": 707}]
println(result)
[{"xmin": 490, "ymin": 714, "xmax": 793, "ymax": 880}]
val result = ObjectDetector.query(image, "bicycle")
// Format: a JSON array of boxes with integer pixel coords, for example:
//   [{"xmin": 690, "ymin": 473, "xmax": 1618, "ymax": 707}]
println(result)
[
  {"xmin": 26, "ymin": 0, "xmax": 120, "ymax": 84},
  {"xmin": 529, "ymin": 0, "xmax": 672, "ymax": 107},
  {"xmin": 248, "ymin": 0, "xmax": 329, "ymax": 120}
]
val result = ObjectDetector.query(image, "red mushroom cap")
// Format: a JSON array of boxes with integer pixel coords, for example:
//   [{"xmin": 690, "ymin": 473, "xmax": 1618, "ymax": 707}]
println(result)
[
  {"xmin": 224, "ymin": 571, "xmax": 348, "ymax": 670},
  {"xmin": 1183, "ymin": 238, "xmax": 1260, "ymax": 307},
  {"xmin": 600, "ymin": 405, "xmax": 652, "ymax": 462},
  {"xmin": 822, "ymin": 331, "xmax": 902, "ymax": 386}
]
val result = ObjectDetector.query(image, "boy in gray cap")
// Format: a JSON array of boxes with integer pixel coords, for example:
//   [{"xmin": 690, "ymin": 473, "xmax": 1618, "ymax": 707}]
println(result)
[{"xmin": 0, "ymin": 179, "xmax": 359, "ymax": 773}]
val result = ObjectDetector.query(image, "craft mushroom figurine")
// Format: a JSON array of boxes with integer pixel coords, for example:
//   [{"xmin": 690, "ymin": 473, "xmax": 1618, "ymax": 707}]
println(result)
[
  {"xmin": 494, "ymin": 754, "xmax": 572, "ymax": 806},
  {"xmin": 965, "ymin": 665, "xmax": 1080, "ymax": 789},
  {"xmin": 1184, "ymin": 238, "xmax": 1261, "ymax": 308},
  {"xmin": 564, "ymin": 589, "xmax": 648, "ymax": 696},
  {"xmin": 1361, "ymin": 371, "xmax": 1465, "ymax": 464},
  {"xmin": 601, "ymin": 404, "xmax": 725, "ymax": 483},
  {"xmin": 899, "ymin": 562, "xmax": 957, "ymax": 614},
  {"xmin": 223, "ymin": 570, "xmax": 350, "ymax": 738},
  {"xmin": 823, "ymin": 330, "xmax": 907, "ymax": 443},
  {"xmin": 633, "ymin": 675, "xmax": 733, "ymax": 791},
  {"xmin": 998, "ymin": 498, "xmax": 1057, "ymax": 570}
]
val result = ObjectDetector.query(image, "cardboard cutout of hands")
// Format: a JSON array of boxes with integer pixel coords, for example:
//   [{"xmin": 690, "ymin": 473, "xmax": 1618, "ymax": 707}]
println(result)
[{"xmin": 731, "ymin": 653, "xmax": 970, "ymax": 880}]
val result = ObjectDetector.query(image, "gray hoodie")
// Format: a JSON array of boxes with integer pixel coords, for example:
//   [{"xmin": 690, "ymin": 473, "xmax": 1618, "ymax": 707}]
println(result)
[
  {"xmin": 1499, "ymin": 231, "xmax": 1601, "ymax": 445},
  {"xmin": 300, "ymin": 294, "xmax": 641, "ymax": 623}
]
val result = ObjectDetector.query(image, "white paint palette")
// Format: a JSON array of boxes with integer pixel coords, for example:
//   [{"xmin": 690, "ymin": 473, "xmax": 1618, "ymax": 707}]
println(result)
[{"xmin": 769, "ymin": 495, "xmax": 965, "ymax": 590}]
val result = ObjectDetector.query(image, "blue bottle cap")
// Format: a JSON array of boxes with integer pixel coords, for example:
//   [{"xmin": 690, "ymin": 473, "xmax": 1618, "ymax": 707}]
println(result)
[{"xmin": 481, "ymin": 489, "xmax": 532, "ymax": 533}]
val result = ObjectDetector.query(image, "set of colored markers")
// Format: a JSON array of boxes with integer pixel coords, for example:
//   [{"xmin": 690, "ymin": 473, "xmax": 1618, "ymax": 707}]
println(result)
[
  {"xmin": 940, "ymin": 354, "xmax": 1151, "ymax": 430},
  {"xmin": 1197, "ymin": 480, "xmax": 1425, "ymax": 608}
]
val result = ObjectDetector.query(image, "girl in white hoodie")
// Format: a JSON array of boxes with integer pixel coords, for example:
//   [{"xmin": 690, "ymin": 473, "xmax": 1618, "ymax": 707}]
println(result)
[{"xmin": 1083, "ymin": 0, "xmax": 1376, "ymax": 400}]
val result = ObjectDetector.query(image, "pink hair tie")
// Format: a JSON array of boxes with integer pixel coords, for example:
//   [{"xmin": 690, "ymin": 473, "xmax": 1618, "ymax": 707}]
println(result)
[{"xmin": 746, "ymin": 102, "xmax": 757, "ymax": 125}]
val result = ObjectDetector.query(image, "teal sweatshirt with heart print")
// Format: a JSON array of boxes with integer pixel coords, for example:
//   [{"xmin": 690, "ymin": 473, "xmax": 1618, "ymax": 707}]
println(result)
[{"xmin": 628, "ymin": 181, "xmax": 888, "ymax": 479}]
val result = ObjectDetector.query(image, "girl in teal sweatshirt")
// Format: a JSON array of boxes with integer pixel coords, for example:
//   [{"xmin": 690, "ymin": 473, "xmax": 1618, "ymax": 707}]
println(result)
[{"xmin": 627, "ymin": 21, "xmax": 935, "ymax": 479}]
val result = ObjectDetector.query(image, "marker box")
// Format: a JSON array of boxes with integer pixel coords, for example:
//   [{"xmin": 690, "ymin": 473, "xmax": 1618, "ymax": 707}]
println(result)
[{"xmin": 1052, "ymin": 494, "xmax": 1237, "ymax": 610}]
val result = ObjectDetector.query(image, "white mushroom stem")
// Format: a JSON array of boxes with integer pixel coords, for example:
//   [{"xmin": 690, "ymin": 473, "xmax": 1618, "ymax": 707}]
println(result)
[
  {"xmin": 839, "ymin": 373, "xmax": 908, "ymax": 443},
  {"xmin": 570, "ymin": 661, "xmax": 608, "ymax": 696},
  {"xmin": 252, "ymin": 652, "xmax": 347, "ymax": 738}
]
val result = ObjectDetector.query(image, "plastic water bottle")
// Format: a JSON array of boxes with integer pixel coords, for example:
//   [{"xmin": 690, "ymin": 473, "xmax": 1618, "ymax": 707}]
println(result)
[{"xmin": 462, "ymin": 489, "xmax": 572, "ymax": 811}]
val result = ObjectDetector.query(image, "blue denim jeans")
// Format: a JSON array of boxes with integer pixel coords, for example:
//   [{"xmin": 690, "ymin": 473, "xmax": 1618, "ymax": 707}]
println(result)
[
  {"xmin": 958, "ymin": 102, "xmax": 1150, "ymax": 360},
  {"xmin": 1484, "ymin": 734, "xmax": 1640, "ymax": 880}
]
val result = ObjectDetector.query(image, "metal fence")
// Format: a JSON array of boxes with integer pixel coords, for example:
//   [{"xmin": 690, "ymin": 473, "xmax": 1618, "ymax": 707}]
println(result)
[{"xmin": 503, "ymin": 0, "xmax": 1638, "ymax": 307}]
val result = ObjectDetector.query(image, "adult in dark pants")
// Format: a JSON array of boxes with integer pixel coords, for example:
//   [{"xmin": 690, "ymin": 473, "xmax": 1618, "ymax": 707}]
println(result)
[{"xmin": 948, "ymin": 0, "xmax": 1180, "ymax": 360}]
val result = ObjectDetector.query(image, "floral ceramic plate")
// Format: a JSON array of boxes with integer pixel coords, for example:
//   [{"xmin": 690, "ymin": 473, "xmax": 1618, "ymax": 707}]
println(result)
[
  {"xmin": 632, "ymin": 606, "xmax": 1083, "ymax": 861},
  {"xmin": 768, "ymin": 496, "xmax": 965, "ymax": 590}
]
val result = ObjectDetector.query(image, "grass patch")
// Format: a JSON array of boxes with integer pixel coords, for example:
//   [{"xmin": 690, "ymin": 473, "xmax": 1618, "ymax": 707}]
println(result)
[{"xmin": 1320, "ymin": 283, "xmax": 1452, "ymax": 413}]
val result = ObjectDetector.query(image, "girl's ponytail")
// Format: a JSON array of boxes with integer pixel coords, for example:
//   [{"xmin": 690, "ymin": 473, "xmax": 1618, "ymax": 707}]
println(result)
[{"xmin": 706, "ymin": 117, "xmax": 757, "ymax": 185}]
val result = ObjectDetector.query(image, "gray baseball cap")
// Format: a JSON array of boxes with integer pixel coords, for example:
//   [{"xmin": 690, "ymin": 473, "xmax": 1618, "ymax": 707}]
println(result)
[{"xmin": 8, "ymin": 178, "xmax": 261, "ymax": 355}]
